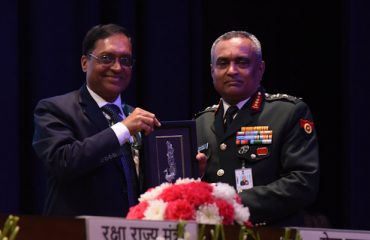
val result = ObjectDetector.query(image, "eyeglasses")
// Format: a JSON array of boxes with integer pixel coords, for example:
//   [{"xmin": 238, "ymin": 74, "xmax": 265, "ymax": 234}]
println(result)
[{"xmin": 89, "ymin": 53, "xmax": 134, "ymax": 67}]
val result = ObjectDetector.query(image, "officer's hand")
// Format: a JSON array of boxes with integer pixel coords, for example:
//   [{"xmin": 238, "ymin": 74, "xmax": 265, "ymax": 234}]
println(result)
[
  {"xmin": 196, "ymin": 152, "xmax": 208, "ymax": 176},
  {"xmin": 122, "ymin": 107, "xmax": 161, "ymax": 135}
]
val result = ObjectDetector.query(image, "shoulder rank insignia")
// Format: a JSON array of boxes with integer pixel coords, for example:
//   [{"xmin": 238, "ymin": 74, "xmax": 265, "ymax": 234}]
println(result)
[
  {"xmin": 300, "ymin": 119, "xmax": 314, "ymax": 134},
  {"xmin": 265, "ymin": 93, "xmax": 301, "ymax": 103},
  {"xmin": 194, "ymin": 100, "xmax": 221, "ymax": 118}
]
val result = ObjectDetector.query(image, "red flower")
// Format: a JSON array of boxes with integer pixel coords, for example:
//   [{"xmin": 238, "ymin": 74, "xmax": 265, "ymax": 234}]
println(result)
[
  {"xmin": 125, "ymin": 179, "xmax": 250, "ymax": 226},
  {"xmin": 214, "ymin": 199, "xmax": 235, "ymax": 225},
  {"xmin": 234, "ymin": 194, "xmax": 242, "ymax": 204},
  {"xmin": 182, "ymin": 182, "xmax": 214, "ymax": 207},
  {"xmin": 159, "ymin": 184, "xmax": 186, "ymax": 202},
  {"xmin": 244, "ymin": 221, "xmax": 254, "ymax": 228},
  {"xmin": 126, "ymin": 201, "xmax": 149, "ymax": 219},
  {"xmin": 165, "ymin": 199, "xmax": 195, "ymax": 220}
]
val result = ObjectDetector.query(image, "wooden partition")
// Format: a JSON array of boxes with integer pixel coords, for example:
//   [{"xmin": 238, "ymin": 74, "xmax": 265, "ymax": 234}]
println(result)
[
  {"xmin": 0, "ymin": 214, "xmax": 85, "ymax": 240},
  {"xmin": 2, "ymin": 214, "xmax": 370, "ymax": 240}
]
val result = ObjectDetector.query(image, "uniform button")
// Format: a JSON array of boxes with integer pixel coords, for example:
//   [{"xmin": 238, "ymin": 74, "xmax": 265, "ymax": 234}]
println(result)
[
  {"xmin": 217, "ymin": 169, "xmax": 224, "ymax": 176},
  {"xmin": 250, "ymin": 154, "xmax": 256, "ymax": 160},
  {"xmin": 220, "ymin": 143, "xmax": 227, "ymax": 151}
]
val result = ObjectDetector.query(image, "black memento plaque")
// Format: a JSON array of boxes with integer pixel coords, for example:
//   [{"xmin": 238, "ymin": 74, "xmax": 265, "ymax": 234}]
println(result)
[{"xmin": 143, "ymin": 120, "xmax": 199, "ymax": 189}]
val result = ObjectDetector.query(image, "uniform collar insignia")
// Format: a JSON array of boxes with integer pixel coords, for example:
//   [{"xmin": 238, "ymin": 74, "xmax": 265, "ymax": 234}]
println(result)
[{"xmin": 250, "ymin": 91, "xmax": 264, "ymax": 112}]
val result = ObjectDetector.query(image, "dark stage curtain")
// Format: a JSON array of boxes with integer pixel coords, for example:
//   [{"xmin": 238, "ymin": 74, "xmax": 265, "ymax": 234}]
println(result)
[{"xmin": 1, "ymin": 0, "xmax": 369, "ymax": 230}]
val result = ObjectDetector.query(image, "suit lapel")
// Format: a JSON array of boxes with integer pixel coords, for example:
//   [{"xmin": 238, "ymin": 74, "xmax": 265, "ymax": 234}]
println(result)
[
  {"xmin": 79, "ymin": 85, "xmax": 109, "ymax": 132},
  {"xmin": 78, "ymin": 85, "xmax": 138, "ymax": 184}
]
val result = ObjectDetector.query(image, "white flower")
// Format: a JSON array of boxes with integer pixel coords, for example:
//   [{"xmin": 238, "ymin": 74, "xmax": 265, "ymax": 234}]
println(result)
[
  {"xmin": 175, "ymin": 178, "xmax": 201, "ymax": 185},
  {"xmin": 139, "ymin": 182, "xmax": 171, "ymax": 202},
  {"xmin": 233, "ymin": 202, "xmax": 250, "ymax": 225},
  {"xmin": 196, "ymin": 203, "xmax": 222, "ymax": 225},
  {"xmin": 212, "ymin": 182, "xmax": 237, "ymax": 204},
  {"xmin": 128, "ymin": 178, "xmax": 251, "ymax": 226},
  {"xmin": 143, "ymin": 200, "xmax": 168, "ymax": 220}
]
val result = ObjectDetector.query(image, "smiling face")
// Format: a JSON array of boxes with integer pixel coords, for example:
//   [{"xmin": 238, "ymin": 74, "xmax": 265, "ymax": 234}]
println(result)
[
  {"xmin": 211, "ymin": 37, "xmax": 265, "ymax": 105},
  {"xmin": 81, "ymin": 33, "xmax": 132, "ymax": 102}
]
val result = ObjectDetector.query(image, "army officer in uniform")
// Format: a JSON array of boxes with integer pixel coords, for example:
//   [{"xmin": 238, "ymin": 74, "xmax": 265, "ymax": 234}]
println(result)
[{"xmin": 195, "ymin": 31, "xmax": 319, "ymax": 226}]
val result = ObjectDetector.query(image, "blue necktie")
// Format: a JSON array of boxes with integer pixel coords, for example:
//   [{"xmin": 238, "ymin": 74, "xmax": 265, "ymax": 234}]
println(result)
[{"xmin": 101, "ymin": 104, "xmax": 138, "ymax": 207}]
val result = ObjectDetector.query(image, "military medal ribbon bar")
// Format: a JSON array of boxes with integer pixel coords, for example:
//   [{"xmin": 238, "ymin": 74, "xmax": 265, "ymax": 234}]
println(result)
[{"xmin": 236, "ymin": 126, "xmax": 273, "ymax": 145}]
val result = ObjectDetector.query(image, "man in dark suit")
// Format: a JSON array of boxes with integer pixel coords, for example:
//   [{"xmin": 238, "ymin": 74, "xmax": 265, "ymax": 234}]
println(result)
[
  {"xmin": 33, "ymin": 24, "xmax": 161, "ymax": 217},
  {"xmin": 195, "ymin": 31, "xmax": 319, "ymax": 226}
]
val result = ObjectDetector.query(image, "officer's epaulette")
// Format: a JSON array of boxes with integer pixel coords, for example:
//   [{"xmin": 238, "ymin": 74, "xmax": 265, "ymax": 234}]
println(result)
[
  {"xmin": 194, "ymin": 104, "xmax": 219, "ymax": 118},
  {"xmin": 264, "ymin": 93, "xmax": 302, "ymax": 103}
]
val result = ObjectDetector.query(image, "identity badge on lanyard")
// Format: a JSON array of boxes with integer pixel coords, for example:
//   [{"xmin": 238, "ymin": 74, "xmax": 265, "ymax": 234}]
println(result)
[
  {"xmin": 235, "ymin": 168, "xmax": 253, "ymax": 193},
  {"xmin": 235, "ymin": 131, "xmax": 254, "ymax": 193}
]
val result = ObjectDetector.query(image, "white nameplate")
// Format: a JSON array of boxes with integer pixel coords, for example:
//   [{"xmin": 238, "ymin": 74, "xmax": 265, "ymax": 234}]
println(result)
[
  {"xmin": 296, "ymin": 227, "xmax": 370, "ymax": 240},
  {"xmin": 80, "ymin": 216, "xmax": 198, "ymax": 240}
]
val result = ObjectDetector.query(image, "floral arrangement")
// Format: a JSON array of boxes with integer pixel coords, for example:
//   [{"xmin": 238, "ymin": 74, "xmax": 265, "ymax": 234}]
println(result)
[{"xmin": 126, "ymin": 178, "xmax": 251, "ymax": 226}]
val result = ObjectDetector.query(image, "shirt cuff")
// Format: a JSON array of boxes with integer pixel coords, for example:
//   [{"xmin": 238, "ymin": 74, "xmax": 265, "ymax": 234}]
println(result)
[{"xmin": 111, "ymin": 122, "xmax": 131, "ymax": 145}]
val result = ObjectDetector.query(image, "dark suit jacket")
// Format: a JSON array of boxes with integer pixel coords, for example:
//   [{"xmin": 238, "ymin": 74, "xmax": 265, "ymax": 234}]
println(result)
[
  {"xmin": 33, "ymin": 85, "xmax": 141, "ymax": 217},
  {"xmin": 196, "ymin": 88, "xmax": 319, "ymax": 226}
]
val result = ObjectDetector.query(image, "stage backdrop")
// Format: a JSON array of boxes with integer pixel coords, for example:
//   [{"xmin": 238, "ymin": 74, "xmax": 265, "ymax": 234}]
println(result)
[{"xmin": 1, "ymin": 0, "xmax": 369, "ymax": 230}]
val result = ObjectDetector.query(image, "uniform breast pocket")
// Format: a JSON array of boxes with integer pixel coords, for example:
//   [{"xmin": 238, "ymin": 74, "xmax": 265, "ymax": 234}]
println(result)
[{"xmin": 236, "ymin": 145, "xmax": 271, "ymax": 162}]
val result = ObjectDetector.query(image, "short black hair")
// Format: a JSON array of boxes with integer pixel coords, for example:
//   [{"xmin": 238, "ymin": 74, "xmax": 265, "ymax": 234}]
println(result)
[{"xmin": 82, "ymin": 23, "xmax": 132, "ymax": 55}]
